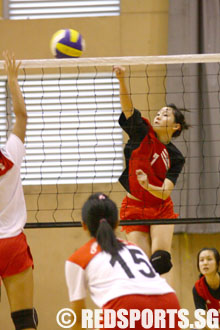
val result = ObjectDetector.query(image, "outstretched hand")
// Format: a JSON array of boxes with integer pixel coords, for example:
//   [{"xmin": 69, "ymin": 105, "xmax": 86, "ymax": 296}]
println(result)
[
  {"xmin": 2, "ymin": 51, "xmax": 27, "ymax": 143},
  {"xmin": 136, "ymin": 169, "xmax": 149, "ymax": 188},
  {"xmin": 113, "ymin": 65, "xmax": 125, "ymax": 80},
  {"xmin": 3, "ymin": 51, "xmax": 21, "ymax": 81}
]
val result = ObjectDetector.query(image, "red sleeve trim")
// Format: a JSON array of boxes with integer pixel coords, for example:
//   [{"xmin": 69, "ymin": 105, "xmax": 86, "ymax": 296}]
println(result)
[
  {"xmin": 68, "ymin": 238, "xmax": 102, "ymax": 269},
  {"xmin": 0, "ymin": 151, "xmax": 14, "ymax": 176}
]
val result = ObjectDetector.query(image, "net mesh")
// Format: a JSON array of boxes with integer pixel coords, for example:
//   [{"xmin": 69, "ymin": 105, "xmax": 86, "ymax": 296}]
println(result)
[{"xmin": 0, "ymin": 55, "xmax": 220, "ymax": 228}]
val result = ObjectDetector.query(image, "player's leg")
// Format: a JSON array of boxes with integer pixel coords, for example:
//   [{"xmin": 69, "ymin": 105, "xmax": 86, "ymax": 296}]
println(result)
[
  {"xmin": 1, "ymin": 233, "xmax": 37, "ymax": 330},
  {"xmin": 126, "ymin": 231, "xmax": 151, "ymax": 258},
  {"xmin": 3, "ymin": 266, "xmax": 33, "ymax": 312},
  {"xmin": 3, "ymin": 267, "xmax": 37, "ymax": 330},
  {"xmin": 120, "ymin": 196, "xmax": 152, "ymax": 257},
  {"xmin": 151, "ymin": 224, "xmax": 174, "ymax": 253},
  {"xmin": 150, "ymin": 224, "xmax": 174, "ymax": 275}
]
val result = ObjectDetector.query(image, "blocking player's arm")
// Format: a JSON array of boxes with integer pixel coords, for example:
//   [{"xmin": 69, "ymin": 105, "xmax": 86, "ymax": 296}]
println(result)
[
  {"xmin": 69, "ymin": 299, "xmax": 86, "ymax": 330},
  {"xmin": 3, "ymin": 51, "xmax": 27, "ymax": 143},
  {"xmin": 136, "ymin": 169, "xmax": 174, "ymax": 200},
  {"xmin": 113, "ymin": 66, "xmax": 134, "ymax": 119}
]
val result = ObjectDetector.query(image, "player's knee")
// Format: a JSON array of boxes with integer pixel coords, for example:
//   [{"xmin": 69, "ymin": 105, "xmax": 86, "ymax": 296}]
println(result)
[
  {"xmin": 11, "ymin": 308, "xmax": 38, "ymax": 330},
  {"xmin": 150, "ymin": 250, "xmax": 173, "ymax": 275}
]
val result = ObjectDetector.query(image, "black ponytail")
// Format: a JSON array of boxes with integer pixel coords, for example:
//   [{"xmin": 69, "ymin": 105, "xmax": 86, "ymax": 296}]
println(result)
[
  {"xmin": 82, "ymin": 193, "xmax": 124, "ymax": 256},
  {"xmin": 167, "ymin": 103, "xmax": 190, "ymax": 138}
]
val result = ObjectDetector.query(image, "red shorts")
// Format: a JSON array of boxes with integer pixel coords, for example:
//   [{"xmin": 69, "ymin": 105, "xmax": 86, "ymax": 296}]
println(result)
[
  {"xmin": 0, "ymin": 232, "xmax": 33, "ymax": 279},
  {"xmin": 120, "ymin": 196, "xmax": 178, "ymax": 234},
  {"xmin": 103, "ymin": 292, "xmax": 180, "ymax": 329}
]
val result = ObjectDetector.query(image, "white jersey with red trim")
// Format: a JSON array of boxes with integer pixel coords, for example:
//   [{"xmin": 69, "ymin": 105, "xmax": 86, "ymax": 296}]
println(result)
[
  {"xmin": 0, "ymin": 133, "xmax": 26, "ymax": 238},
  {"xmin": 65, "ymin": 238, "xmax": 174, "ymax": 307}
]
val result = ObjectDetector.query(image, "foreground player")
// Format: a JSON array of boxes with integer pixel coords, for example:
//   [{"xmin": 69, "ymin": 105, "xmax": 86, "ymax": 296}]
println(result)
[
  {"xmin": 193, "ymin": 248, "xmax": 220, "ymax": 315},
  {"xmin": 113, "ymin": 66, "xmax": 189, "ymax": 275},
  {"xmin": 65, "ymin": 193, "xmax": 180, "ymax": 330},
  {"xmin": 0, "ymin": 52, "xmax": 38, "ymax": 329}
]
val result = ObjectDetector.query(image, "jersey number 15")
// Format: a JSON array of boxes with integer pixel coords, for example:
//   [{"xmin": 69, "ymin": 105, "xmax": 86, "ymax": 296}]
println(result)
[{"xmin": 110, "ymin": 248, "xmax": 156, "ymax": 279}]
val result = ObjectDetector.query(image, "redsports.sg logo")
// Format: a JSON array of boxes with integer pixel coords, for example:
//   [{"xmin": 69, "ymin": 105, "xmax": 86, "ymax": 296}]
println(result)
[{"xmin": 56, "ymin": 308, "xmax": 219, "ymax": 329}]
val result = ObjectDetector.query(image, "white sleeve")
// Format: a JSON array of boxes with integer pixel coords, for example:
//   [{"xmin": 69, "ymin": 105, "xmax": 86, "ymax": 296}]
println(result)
[
  {"xmin": 2, "ymin": 133, "xmax": 25, "ymax": 166},
  {"xmin": 65, "ymin": 261, "xmax": 87, "ymax": 302}
]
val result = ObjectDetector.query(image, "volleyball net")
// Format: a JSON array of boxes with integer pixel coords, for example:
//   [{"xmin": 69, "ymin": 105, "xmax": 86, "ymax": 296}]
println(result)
[{"xmin": 0, "ymin": 54, "xmax": 220, "ymax": 229}]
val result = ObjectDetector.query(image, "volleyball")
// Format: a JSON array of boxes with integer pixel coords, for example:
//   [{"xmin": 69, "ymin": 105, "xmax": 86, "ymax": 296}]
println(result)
[{"xmin": 50, "ymin": 29, "xmax": 85, "ymax": 58}]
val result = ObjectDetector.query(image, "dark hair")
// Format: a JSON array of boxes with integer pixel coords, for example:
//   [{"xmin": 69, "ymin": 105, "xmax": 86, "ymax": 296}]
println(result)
[
  {"xmin": 82, "ymin": 193, "xmax": 124, "ymax": 256},
  {"xmin": 197, "ymin": 247, "xmax": 220, "ymax": 274},
  {"xmin": 167, "ymin": 103, "xmax": 190, "ymax": 138}
]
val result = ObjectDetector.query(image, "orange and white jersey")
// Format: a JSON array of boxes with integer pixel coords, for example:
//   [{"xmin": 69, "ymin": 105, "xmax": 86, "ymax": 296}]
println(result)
[
  {"xmin": 0, "ymin": 134, "xmax": 26, "ymax": 238},
  {"xmin": 65, "ymin": 238, "xmax": 174, "ymax": 307}
]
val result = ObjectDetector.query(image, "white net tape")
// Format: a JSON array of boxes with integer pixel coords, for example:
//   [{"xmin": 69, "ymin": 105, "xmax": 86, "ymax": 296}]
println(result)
[{"xmin": 0, "ymin": 54, "xmax": 220, "ymax": 69}]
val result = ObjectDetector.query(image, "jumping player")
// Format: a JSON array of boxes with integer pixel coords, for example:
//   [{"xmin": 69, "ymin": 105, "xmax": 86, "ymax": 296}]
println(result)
[
  {"xmin": 65, "ymin": 193, "xmax": 181, "ymax": 330},
  {"xmin": 193, "ymin": 248, "xmax": 220, "ymax": 316},
  {"xmin": 113, "ymin": 66, "xmax": 189, "ymax": 275},
  {"xmin": 0, "ymin": 52, "xmax": 38, "ymax": 329}
]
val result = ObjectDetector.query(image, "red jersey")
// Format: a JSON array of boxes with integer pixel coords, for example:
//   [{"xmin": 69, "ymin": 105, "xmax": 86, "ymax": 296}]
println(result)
[
  {"xmin": 194, "ymin": 276, "xmax": 220, "ymax": 313},
  {"xmin": 119, "ymin": 109, "xmax": 185, "ymax": 206}
]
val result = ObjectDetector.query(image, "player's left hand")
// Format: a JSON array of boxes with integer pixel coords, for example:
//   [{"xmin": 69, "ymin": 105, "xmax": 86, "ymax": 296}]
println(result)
[
  {"xmin": 3, "ymin": 51, "xmax": 21, "ymax": 81},
  {"xmin": 113, "ymin": 65, "xmax": 125, "ymax": 80},
  {"xmin": 136, "ymin": 169, "xmax": 149, "ymax": 188}
]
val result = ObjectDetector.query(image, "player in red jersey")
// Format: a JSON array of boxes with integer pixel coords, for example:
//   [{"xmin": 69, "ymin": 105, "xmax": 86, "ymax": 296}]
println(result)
[
  {"xmin": 65, "ymin": 193, "xmax": 181, "ymax": 330},
  {"xmin": 113, "ymin": 66, "xmax": 189, "ymax": 275},
  {"xmin": 193, "ymin": 248, "xmax": 220, "ymax": 320},
  {"xmin": 0, "ymin": 52, "xmax": 38, "ymax": 329}
]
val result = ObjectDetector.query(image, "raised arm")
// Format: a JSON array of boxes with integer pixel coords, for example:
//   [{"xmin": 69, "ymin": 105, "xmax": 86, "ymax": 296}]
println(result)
[
  {"xmin": 3, "ymin": 51, "xmax": 27, "ymax": 143},
  {"xmin": 113, "ymin": 66, "xmax": 134, "ymax": 119}
]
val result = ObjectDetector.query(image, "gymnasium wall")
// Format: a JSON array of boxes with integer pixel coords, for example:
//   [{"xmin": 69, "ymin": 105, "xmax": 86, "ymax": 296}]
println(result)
[
  {"xmin": 1, "ymin": 1, "xmax": 219, "ymax": 329},
  {"xmin": 0, "ymin": 1, "xmax": 168, "ymax": 58}
]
